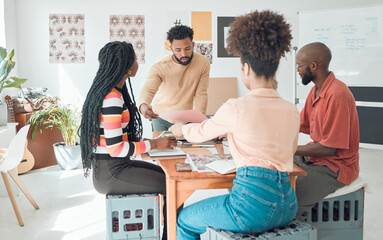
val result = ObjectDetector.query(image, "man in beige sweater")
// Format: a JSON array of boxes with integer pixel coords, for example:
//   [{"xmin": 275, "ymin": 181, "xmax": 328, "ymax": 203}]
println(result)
[{"xmin": 139, "ymin": 25, "xmax": 210, "ymax": 131}]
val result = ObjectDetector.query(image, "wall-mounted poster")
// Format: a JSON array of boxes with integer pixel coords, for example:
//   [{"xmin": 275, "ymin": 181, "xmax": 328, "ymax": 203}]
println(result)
[
  {"xmin": 49, "ymin": 14, "xmax": 85, "ymax": 63},
  {"xmin": 217, "ymin": 17, "xmax": 237, "ymax": 58},
  {"xmin": 110, "ymin": 15, "xmax": 145, "ymax": 64},
  {"xmin": 194, "ymin": 42, "xmax": 213, "ymax": 64},
  {"xmin": 191, "ymin": 12, "xmax": 212, "ymax": 41}
]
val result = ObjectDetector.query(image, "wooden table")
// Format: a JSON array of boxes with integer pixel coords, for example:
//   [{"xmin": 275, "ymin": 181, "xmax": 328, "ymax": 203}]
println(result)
[{"xmin": 147, "ymin": 131, "xmax": 306, "ymax": 239}]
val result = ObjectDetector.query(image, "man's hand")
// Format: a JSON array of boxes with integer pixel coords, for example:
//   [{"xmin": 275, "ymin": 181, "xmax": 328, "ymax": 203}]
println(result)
[
  {"xmin": 140, "ymin": 103, "xmax": 159, "ymax": 119},
  {"xmin": 149, "ymin": 136, "xmax": 176, "ymax": 149},
  {"xmin": 216, "ymin": 134, "xmax": 227, "ymax": 141},
  {"xmin": 168, "ymin": 123, "xmax": 185, "ymax": 138}
]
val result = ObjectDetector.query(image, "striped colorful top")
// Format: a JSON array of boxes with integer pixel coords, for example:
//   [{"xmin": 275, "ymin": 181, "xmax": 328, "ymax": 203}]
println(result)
[{"xmin": 94, "ymin": 87, "xmax": 151, "ymax": 159}]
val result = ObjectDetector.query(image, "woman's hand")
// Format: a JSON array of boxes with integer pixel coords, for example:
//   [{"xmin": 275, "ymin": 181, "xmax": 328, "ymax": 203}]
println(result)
[
  {"xmin": 0, "ymin": 148, "xmax": 7, "ymax": 165},
  {"xmin": 149, "ymin": 136, "xmax": 176, "ymax": 150},
  {"xmin": 168, "ymin": 123, "xmax": 185, "ymax": 138}
]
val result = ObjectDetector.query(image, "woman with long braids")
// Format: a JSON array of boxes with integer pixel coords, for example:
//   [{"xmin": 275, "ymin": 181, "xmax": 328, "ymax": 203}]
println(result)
[
  {"xmin": 170, "ymin": 11, "xmax": 300, "ymax": 239},
  {"xmin": 80, "ymin": 41, "xmax": 175, "ymax": 240}
]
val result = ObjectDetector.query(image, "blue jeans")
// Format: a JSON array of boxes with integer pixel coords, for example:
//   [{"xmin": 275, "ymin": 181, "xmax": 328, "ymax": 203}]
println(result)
[{"xmin": 176, "ymin": 166, "xmax": 298, "ymax": 240}]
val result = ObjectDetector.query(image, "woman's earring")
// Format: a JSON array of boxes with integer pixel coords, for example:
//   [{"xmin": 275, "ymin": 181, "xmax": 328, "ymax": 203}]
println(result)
[{"xmin": 128, "ymin": 70, "xmax": 132, "ymax": 75}]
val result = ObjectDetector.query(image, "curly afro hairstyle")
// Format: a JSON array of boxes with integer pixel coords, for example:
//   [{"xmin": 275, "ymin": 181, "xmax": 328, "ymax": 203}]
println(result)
[
  {"xmin": 226, "ymin": 10, "xmax": 292, "ymax": 79},
  {"xmin": 167, "ymin": 25, "xmax": 194, "ymax": 43}
]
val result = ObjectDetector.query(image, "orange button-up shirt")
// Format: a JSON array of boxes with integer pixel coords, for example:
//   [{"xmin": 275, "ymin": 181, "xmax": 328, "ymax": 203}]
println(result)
[{"xmin": 300, "ymin": 72, "xmax": 359, "ymax": 185}]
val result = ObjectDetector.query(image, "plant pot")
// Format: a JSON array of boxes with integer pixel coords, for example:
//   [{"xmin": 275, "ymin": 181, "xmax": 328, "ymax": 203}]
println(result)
[
  {"xmin": 53, "ymin": 142, "xmax": 81, "ymax": 170},
  {"xmin": 0, "ymin": 102, "xmax": 7, "ymax": 126}
]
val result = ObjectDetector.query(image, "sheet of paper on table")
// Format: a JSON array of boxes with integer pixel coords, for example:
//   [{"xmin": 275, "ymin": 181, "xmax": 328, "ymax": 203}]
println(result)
[
  {"xmin": 223, "ymin": 146, "xmax": 231, "ymax": 154},
  {"xmin": 205, "ymin": 159, "xmax": 236, "ymax": 175},
  {"xmin": 207, "ymin": 148, "xmax": 218, "ymax": 154}
]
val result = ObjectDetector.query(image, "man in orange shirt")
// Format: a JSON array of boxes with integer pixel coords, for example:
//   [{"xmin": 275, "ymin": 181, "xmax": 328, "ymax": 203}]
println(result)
[{"xmin": 294, "ymin": 42, "xmax": 359, "ymax": 221}]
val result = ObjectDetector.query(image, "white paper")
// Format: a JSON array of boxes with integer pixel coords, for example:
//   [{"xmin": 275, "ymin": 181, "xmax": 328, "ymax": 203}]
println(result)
[
  {"xmin": 223, "ymin": 146, "xmax": 231, "ymax": 154},
  {"xmin": 147, "ymin": 147, "xmax": 186, "ymax": 157},
  {"xmin": 207, "ymin": 148, "xmax": 218, "ymax": 154},
  {"xmin": 205, "ymin": 160, "xmax": 236, "ymax": 175}
]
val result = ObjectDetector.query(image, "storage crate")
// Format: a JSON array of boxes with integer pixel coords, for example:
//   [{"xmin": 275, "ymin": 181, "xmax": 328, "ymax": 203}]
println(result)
[
  {"xmin": 206, "ymin": 220, "xmax": 317, "ymax": 240},
  {"xmin": 307, "ymin": 188, "xmax": 364, "ymax": 240},
  {"xmin": 106, "ymin": 194, "xmax": 161, "ymax": 240}
]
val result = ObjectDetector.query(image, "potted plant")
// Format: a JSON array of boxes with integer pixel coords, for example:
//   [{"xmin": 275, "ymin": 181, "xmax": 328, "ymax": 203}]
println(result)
[
  {"xmin": 28, "ymin": 102, "xmax": 81, "ymax": 170},
  {"xmin": 0, "ymin": 47, "xmax": 27, "ymax": 125}
]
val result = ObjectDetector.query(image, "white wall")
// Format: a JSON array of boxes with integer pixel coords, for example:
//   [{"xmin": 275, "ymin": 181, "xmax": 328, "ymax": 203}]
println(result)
[
  {"xmin": 0, "ymin": 0, "xmax": 19, "ymax": 100},
  {"xmin": 5, "ymin": 0, "xmax": 383, "ymax": 137},
  {"xmin": 0, "ymin": 0, "xmax": 5, "ymax": 47}
]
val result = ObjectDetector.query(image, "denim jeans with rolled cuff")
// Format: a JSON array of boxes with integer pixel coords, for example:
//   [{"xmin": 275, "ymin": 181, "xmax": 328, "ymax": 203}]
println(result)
[{"xmin": 176, "ymin": 166, "xmax": 298, "ymax": 240}]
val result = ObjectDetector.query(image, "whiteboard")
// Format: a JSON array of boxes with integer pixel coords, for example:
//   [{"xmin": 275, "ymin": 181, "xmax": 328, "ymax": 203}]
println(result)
[{"xmin": 298, "ymin": 5, "xmax": 383, "ymax": 87}]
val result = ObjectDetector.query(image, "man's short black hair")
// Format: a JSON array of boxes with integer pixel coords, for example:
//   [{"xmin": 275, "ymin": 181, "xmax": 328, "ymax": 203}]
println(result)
[{"xmin": 167, "ymin": 25, "xmax": 194, "ymax": 43}]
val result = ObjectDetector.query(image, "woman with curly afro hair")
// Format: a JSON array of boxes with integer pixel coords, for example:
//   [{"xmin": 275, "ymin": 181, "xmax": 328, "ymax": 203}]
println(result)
[{"xmin": 170, "ymin": 10, "xmax": 300, "ymax": 239}]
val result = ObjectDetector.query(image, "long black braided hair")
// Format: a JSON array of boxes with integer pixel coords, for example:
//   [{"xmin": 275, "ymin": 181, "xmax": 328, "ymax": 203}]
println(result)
[{"xmin": 80, "ymin": 41, "xmax": 143, "ymax": 177}]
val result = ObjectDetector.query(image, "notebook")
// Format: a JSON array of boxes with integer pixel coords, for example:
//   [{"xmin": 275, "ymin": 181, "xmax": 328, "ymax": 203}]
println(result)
[{"xmin": 147, "ymin": 147, "xmax": 186, "ymax": 157}]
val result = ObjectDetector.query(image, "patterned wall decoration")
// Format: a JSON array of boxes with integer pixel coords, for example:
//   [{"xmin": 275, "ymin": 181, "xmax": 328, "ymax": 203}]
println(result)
[
  {"xmin": 109, "ymin": 15, "xmax": 145, "ymax": 64},
  {"xmin": 194, "ymin": 42, "xmax": 213, "ymax": 64},
  {"xmin": 49, "ymin": 14, "xmax": 85, "ymax": 63}
]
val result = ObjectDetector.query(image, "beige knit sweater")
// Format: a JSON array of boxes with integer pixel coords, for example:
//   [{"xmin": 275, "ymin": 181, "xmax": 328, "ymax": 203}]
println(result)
[{"xmin": 139, "ymin": 53, "xmax": 210, "ymax": 123}]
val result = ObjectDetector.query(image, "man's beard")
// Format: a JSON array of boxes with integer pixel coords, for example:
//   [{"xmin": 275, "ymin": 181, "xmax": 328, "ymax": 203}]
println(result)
[
  {"xmin": 174, "ymin": 52, "xmax": 193, "ymax": 66},
  {"xmin": 302, "ymin": 67, "xmax": 315, "ymax": 85}
]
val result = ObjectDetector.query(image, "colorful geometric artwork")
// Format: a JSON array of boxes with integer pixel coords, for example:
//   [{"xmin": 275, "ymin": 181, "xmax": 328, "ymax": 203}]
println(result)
[
  {"xmin": 49, "ymin": 14, "xmax": 85, "ymax": 63},
  {"xmin": 109, "ymin": 15, "xmax": 145, "ymax": 64},
  {"xmin": 194, "ymin": 42, "xmax": 213, "ymax": 64}
]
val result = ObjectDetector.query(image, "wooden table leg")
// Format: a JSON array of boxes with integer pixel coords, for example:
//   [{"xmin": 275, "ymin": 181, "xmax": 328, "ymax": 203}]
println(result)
[
  {"xmin": 166, "ymin": 178, "xmax": 177, "ymax": 239},
  {"xmin": 289, "ymin": 175, "xmax": 296, "ymax": 191}
]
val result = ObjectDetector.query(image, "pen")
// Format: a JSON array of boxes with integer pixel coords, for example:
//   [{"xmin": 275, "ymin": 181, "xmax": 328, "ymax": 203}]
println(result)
[{"xmin": 191, "ymin": 144, "xmax": 215, "ymax": 148}]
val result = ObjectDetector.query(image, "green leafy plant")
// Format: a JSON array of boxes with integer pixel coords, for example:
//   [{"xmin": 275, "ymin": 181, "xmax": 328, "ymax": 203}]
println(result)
[
  {"xmin": 0, "ymin": 47, "xmax": 27, "ymax": 96},
  {"xmin": 28, "ymin": 102, "xmax": 81, "ymax": 146}
]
